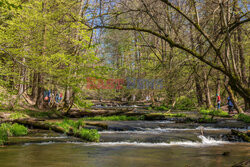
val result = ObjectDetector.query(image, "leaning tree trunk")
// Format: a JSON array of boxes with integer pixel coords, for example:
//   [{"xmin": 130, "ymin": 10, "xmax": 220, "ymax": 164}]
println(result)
[{"xmin": 224, "ymin": 84, "xmax": 243, "ymax": 114}]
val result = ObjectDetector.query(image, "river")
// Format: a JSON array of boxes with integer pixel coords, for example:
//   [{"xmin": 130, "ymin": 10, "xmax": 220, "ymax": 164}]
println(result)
[{"xmin": 0, "ymin": 120, "xmax": 249, "ymax": 167}]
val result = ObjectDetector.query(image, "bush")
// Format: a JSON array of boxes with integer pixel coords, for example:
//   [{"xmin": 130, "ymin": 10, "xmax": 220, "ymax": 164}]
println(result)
[
  {"xmin": 55, "ymin": 119, "xmax": 100, "ymax": 142},
  {"xmin": 199, "ymin": 109, "xmax": 229, "ymax": 117},
  {"xmin": 78, "ymin": 129, "xmax": 100, "ymax": 142},
  {"xmin": 0, "ymin": 128, "xmax": 8, "ymax": 145},
  {"xmin": 147, "ymin": 107, "xmax": 153, "ymax": 110},
  {"xmin": 0, "ymin": 123, "xmax": 28, "ymax": 145},
  {"xmin": 198, "ymin": 115, "xmax": 216, "ymax": 123},
  {"xmin": 174, "ymin": 96, "xmax": 196, "ymax": 110},
  {"xmin": 165, "ymin": 113, "xmax": 186, "ymax": 117},
  {"xmin": 152, "ymin": 105, "xmax": 169, "ymax": 111},
  {"xmin": 10, "ymin": 123, "xmax": 28, "ymax": 136},
  {"xmin": 236, "ymin": 114, "xmax": 250, "ymax": 123},
  {"xmin": 56, "ymin": 119, "xmax": 85, "ymax": 132},
  {"xmin": 75, "ymin": 98, "xmax": 94, "ymax": 109},
  {"xmin": 9, "ymin": 112, "xmax": 28, "ymax": 119}
]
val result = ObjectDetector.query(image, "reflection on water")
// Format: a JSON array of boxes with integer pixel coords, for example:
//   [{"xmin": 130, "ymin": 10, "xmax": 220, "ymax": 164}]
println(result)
[
  {"xmin": 0, "ymin": 142, "xmax": 249, "ymax": 167},
  {"xmin": 0, "ymin": 120, "xmax": 249, "ymax": 167}
]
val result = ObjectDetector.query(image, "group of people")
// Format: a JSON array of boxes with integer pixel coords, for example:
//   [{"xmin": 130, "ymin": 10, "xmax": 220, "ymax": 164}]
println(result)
[
  {"xmin": 216, "ymin": 94, "xmax": 234, "ymax": 113},
  {"xmin": 44, "ymin": 90, "xmax": 63, "ymax": 104}
]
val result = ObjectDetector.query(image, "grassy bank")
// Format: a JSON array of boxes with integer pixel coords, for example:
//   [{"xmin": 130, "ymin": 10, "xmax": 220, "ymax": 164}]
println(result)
[
  {"xmin": 199, "ymin": 109, "xmax": 229, "ymax": 117},
  {"xmin": 0, "ymin": 123, "xmax": 28, "ymax": 145}
]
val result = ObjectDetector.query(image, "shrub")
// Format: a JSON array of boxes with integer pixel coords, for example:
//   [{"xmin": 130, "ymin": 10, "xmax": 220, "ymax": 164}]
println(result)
[
  {"xmin": 10, "ymin": 123, "xmax": 28, "ymax": 136},
  {"xmin": 55, "ymin": 119, "xmax": 100, "ymax": 142},
  {"xmin": 0, "ymin": 128, "xmax": 8, "ymax": 145},
  {"xmin": 199, "ymin": 109, "xmax": 229, "ymax": 117},
  {"xmin": 0, "ymin": 123, "xmax": 28, "ymax": 145},
  {"xmin": 174, "ymin": 96, "xmax": 196, "ymax": 110},
  {"xmin": 147, "ymin": 107, "xmax": 153, "ymax": 110},
  {"xmin": 236, "ymin": 114, "xmax": 250, "ymax": 123},
  {"xmin": 153, "ymin": 105, "xmax": 169, "ymax": 111},
  {"xmin": 198, "ymin": 115, "xmax": 216, "ymax": 123},
  {"xmin": 165, "ymin": 113, "xmax": 186, "ymax": 117},
  {"xmin": 78, "ymin": 129, "xmax": 100, "ymax": 142},
  {"xmin": 9, "ymin": 112, "xmax": 28, "ymax": 119},
  {"xmin": 56, "ymin": 119, "xmax": 85, "ymax": 132},
  {"xmin": 75, "ymin": 98, "xmax": 94, "ymax": 109}
]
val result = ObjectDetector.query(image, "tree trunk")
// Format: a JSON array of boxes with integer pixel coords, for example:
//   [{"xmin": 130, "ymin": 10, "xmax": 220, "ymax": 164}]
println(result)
[
  {"xmin": 204, "ymin": 73, "xmax": 212, "ymax": 108},
  {"xmin": 214, "ymin": 75, "xmax": 220, "ymax": 106},
  {"xmin": 31, "ymin": 72, "xmax": 38, "ymax": 101},
  {"xmin": 224, "ymin": 84, "xmax": 243, "ymax": 114},
  {"xmin": 18, "ymin": 58, "xmax": 26, "ymax": 95},
  {"xmin": 195, "ymin": 74, "xmax": 203, "ymax": 106},
  {"xmin": 35, "ymin": 74, "xmax": 44, "ymax": 109}
]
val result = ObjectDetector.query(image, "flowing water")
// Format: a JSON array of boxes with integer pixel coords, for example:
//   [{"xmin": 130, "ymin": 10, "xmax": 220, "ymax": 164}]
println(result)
[{"xmin": 0, "ymin": 120, "xmax": 249, "ymax": 167}]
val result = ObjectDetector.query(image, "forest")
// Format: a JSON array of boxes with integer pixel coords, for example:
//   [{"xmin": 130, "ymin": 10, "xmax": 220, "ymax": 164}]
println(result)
[{"xmin": 0, "ymin": 0, "xmax": 249, "ymax": 167}]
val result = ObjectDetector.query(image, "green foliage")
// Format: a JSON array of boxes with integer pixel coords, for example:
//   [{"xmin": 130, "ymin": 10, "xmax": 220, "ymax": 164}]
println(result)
[
  {"xmin": 147, "ymin": 107, "xmax": 153, "ymax": 110},
  {"xmin": 75, "ymin": 99, "xmax": 94, "ymax": 109},
  {"xmin": 81, "ymin": 115, "xmax": 144, "ymax": 121},
  {"xmin": 9, "ymin": 112, "xmax": 28, "ymax": 119},
  {"xmin": 55, "ymin": 118, "xmax": 85, "ymax": 132},
  {"xmin": 198, "ymin": 115, "xmax": 216, "ymax": 123},
  {"xmin": 0, "ymin": 123, "xmax": 28, "ymax": 145},
  {"xmin": 55, "ymin": 119, "xmax": 99, "ymax": 142},
  {"xmin": 174, "ymin": 96, "xmax": 196, "ymax": 110},
  {"xmin": 235, "ymin": 114, "xmax": 250, "ymax": 123},
  {"xmin": 0, "ymin": 0, "xmax": 22, "ymax": 10},
  {"xmin": 154, "ymin": 105, "xmax": 169, "ymax": 111},
  {"xmin": 165, "ymin": 113, "xmax": 186, "ymax": 117},
  {"xmin": 10, "ymin": 123, "xmax": 28, "ymax": 136},
  {"xmin": 0, "ymin": 127, "xmax": 8, "ymax": 145},
  {"xmin": 199, "ymin": 109, "xmax": 229, "ymax": 117},
  {"xmin": 77, "ymin": 129, "xmax": 100, "ymax": 142}
]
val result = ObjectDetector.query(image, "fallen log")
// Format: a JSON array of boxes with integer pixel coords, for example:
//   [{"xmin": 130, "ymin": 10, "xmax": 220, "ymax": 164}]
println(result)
[
  {"xmin": 231, "ymin": 129, "xmax": 250, "ymax": 142},
  {"xmin": 11, "ymin": 118, "xmax": 99, "ymax": 142},
  {"xmin": 223, "ymin": 129, "xmax": 250, "ymax": 142},
  {"xmin": 67, "ymin": 108, "xmax": 135, "ymax": 118}
]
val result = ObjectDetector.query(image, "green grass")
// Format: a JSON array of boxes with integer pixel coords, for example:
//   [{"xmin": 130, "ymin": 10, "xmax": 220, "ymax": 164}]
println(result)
[
  {"xmin": 0, "ymin": 108, "xmax": 62, "ymax": 119},
  {"xmin": 234, "ymin": 113, "xmax": 250, "ymax": 123},
  {"xmin": 55, "ymin": 119, "xmax": 99, "ymax": 142},
  {"xmin": 77, "ymin": 129, "xmax": 100, "ymax": 142},
  {"xmin": 174, "ymin": 96, "xmax": 196, "ymax": 110},
  {"xmin": 147, "ymin": 105, "xmax": 170, "ymax": 111},
  {"xmin": 55, "ymin": 119, "xmax": 85, "ymax": 132},
  {"xmin": 81, "ymin": 115, "xmax": 145, "ymax": 121},
  {"xmin": 0, "ymin": 128, "xmax": 8, "ymax": 145},
  {"xmin": 199, "ymin": 109, "xmax": 229, "ymax": 117},
  {"xmin": 9, "ymin": 112, "xmax": 29, "ymax": 119},
  {"xmin": 197, "ymin": 115, "xmax": 216, "ymax": 123},
  {"xmin": 165, "ymin": 113, "xmax": 186, "ymax": 117},
  {"xmin": 0, "ymin": 123, "xmax": 28, "ymax": 145}
]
